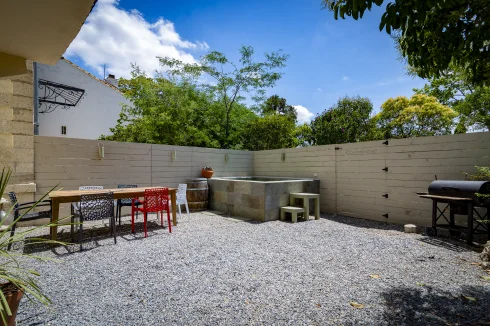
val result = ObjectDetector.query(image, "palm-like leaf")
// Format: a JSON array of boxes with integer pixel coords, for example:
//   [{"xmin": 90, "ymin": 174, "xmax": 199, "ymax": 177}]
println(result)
[{"xmin": 0, "ymin": 168, "xmax": 71, "ymax": 324}]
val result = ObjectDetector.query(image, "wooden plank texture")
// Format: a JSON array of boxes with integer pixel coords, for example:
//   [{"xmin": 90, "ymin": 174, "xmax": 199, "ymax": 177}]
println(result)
[
  {"xmin": 34, "ymin": 137, "xmax": 254, "ymax": 217},
  {"xmin": 35, "ymin": 132, "xmax": 490, "ymax": 226},
  {"xmin": 255, "ymin": 132, "xmax": 490, "ymax": 226}
]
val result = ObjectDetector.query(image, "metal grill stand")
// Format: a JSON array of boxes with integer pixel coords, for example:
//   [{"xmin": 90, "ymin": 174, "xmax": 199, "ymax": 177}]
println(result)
[{"xmin": 419, "ymin": 194, "xmax": 489, "ymax": 245}]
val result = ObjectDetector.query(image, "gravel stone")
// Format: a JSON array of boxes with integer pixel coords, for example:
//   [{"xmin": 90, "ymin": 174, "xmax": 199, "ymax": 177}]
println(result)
[{"xmin": 14, "ymin": 213, "xmax": 490, "ymax": 325}]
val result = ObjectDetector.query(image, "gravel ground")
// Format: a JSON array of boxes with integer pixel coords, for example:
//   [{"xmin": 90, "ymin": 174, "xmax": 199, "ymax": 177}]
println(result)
[{"xmin": 14, "ymin": 212, "xmax": 490, "ymax": 326}]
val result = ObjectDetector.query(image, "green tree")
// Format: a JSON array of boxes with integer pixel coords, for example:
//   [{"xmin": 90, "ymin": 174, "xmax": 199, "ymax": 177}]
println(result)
[
  {"xmin": 322, "ymin": 0, "xmax": 490, "ymax": 85},
  {"xmin": 295, "ymin": 123, "xmax": 314, "ymax": 147},
  {"xmin": 374, "ymin": 94, "xmax": 457, "ymax": 138},
  {"xmin": 241, "ymin": 114, "xmax": 297, "ymax": 151},
  {"xmin": 261, "ymin": 95, "xmax": 297, "ymax": 122},
  {"xmin": 159, "ymin": 46, "xmax": 289, "ymax": 148},
  {"xmin": 310, "ymin": 96, "xmax": 376, "ymax": 145},
  {"xmin": 100, "ymin": 67, "xmax": 256, "ymax": 148},
  {"xmin": 453, "ymin": 88, "xmax": 490, "ymax": 132},
  {"xmin": 412, "ymin": 64, "xmax": 490, "ymax": 132}
]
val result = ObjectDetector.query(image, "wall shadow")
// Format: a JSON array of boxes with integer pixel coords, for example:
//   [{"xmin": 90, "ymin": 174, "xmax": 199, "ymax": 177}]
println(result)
[
  {"xmin": 320, "ymin": 213, "xmax": 405, "ymax": 232},
  {"xmin": 381, "ymin": 285, "xmax": 490, "ymax": 325}
]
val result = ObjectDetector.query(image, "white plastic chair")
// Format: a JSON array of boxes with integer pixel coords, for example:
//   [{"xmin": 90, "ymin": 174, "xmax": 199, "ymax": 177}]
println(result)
[{"xmin": 176, "ymin": 184, "xmax": 190, "ymax": 218}]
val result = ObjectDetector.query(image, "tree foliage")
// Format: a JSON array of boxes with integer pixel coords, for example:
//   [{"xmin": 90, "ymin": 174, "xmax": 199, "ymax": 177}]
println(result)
[
  {"xmin": 413, "ymin": 64, "xmax": 490, "ymax": 132},
  {"xmin": 159, "ymin": 46, "xmax": 289, "ymax": 148},
  {"xmin": 241, "ymin": 95, "xmax": 299, "ymax": 150},
  {"xmin": 453, "ymin": 87, "xmax": 490, "ymax": 132},
  {"xmin": 241, "ymin": 114, "xmax": 297, "ymax": 151},
  {"xmin": 295, "ymin": 123, "xmax": 314, "ymax": 147},
  {"xmin": 374, "ymin": 94, "xmax": 457, "ymax": 138},
  {"xmin": 261, "ymin": 95, "xmax": 297, "ymax": 122},
  {"xmin": 100, "ymin": 67, "xmax": 255, "ymax": 148},
  {"xmin": 322, "ymin": 0, "xmax": 490, "ymax": 85},
  {"xmin": 310, "ymin": 96, "xmax": 376, "ymax": 145}
]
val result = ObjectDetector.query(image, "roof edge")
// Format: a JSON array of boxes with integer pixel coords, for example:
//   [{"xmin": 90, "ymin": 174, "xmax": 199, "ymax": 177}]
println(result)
[{"xmin": 60, "ymin": 57, "xmax": 122, "ymax": 93}]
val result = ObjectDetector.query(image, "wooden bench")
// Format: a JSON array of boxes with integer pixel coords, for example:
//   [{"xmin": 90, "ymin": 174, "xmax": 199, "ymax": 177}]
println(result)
[{"xmin": 280, "ymin": 206, "xmax": 305, "ymax": 223}]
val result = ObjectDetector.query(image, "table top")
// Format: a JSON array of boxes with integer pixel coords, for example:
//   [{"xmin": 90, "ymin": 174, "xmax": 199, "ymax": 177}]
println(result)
[
  {"xmin": 418, "ymin": 194, "xmax": 473, "ymax": 201},
  {"xmin": 49, "ymin": 186, "xmax": 176, "ymax": 199},
  {"xmin": 290, "ymin": 193, "xmax": 320, "ymax": 197}
]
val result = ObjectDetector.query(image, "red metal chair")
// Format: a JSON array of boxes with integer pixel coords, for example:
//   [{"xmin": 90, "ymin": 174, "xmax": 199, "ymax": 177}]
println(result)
[{"xmin": 132, "ymin": 188, "xmax": 171, "ymax": 237}]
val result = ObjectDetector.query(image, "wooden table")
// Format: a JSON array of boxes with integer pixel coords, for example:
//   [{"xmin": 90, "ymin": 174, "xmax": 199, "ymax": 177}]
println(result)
[
  {"xmin": 49, "ymin": 187, "xmax": 177, "ymax": 241},
  {"xmin": 289, "ymin": 193, "xmax": 320, "ymax": 220}
]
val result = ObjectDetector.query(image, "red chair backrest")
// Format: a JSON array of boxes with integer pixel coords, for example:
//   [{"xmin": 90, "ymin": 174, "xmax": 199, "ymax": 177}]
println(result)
[{"xmin": 144, "ymin": 188, "xmax": 168, "ymax": 212}]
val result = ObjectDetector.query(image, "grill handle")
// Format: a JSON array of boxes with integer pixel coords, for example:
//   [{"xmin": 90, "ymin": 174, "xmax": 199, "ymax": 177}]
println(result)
[{"xmin": 442, "ymin": 186, "xmax": 460, "ymax": 191}]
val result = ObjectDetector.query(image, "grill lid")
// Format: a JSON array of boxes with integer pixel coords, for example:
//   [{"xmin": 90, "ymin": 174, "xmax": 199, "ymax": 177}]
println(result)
[{"xmin": 428, "ymin": 180, "xmax": 490, "ymax": 204}]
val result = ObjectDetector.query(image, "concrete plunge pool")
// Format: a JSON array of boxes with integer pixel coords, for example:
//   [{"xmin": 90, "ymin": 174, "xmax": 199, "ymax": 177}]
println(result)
[{"xmin": 208, "ymin": 177, "xmax": 320, "ymax": 222}]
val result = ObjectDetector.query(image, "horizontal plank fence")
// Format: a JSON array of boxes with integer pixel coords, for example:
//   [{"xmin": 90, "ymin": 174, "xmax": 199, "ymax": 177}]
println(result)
[
  {"xmin": 34, "ymin": 136, "xmax": 253, "ymax": 217},
  {"xmin": 255, "ymin": 132, "xmax": 490, "ymax": 226},
  {"xmin": 34, "ymin": 132, "xmax": 489, "ymax": 226}
]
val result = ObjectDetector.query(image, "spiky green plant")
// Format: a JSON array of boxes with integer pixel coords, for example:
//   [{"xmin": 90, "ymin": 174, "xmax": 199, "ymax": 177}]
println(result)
[
  {"xmin": 0, "ymin": 168, "xmax": 67, "ymax": 325},
  {"xmin": 462, "ymin": 166, "xmax": 490, "ymax": 227}
]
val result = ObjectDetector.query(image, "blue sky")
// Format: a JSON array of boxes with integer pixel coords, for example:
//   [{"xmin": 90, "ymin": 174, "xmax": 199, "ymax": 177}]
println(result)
[{"xmin": 65, "ymin": 0, "xmax": 426, "ymax": 123}]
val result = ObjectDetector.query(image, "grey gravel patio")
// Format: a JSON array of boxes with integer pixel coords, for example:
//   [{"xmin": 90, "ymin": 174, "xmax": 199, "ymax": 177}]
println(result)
[{"xmin": 15, "ymin": 212, "xmax": 490, "ymax": 326}]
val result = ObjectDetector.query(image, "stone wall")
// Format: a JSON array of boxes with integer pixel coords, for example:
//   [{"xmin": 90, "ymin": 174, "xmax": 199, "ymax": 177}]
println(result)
[
  {"xmin": 208, "ymin": 178, "xmax": 320, "ymax": 222},
  {"xmin": 0, "ymin": 61, "xmax": 35, "ymax": 203}
]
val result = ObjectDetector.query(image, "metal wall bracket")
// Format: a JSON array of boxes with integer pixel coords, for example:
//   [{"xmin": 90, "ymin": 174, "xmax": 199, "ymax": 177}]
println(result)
[
  {"xmin": 383, "ymin": 214, "xmax": 389, "ymax": 218},
  {"xmin": 382, "ymin": 167, "xmax": 389, "ymax": 172},
  {"xmin": 383, "ymin": 140, "xmax": 389, "ymax": 145},
  {"xmin": 38, "ymin": 79, "xmax": 85, "ymax": 113},
  {"xmin": 382, "ymin": 194, "xmax": 389, "ymax": 198},
  {"xmin": 335, "ymin": 147, "xmax": 342, "ymax": 150}
]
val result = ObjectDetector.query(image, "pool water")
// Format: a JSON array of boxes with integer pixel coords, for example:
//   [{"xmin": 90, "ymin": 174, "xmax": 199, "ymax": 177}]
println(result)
[{"xmin": 215, "ymin": 177, "xmax": 305, "ymax": 182}]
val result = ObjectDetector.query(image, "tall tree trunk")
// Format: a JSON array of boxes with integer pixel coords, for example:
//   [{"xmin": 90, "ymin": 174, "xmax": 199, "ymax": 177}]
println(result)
[{"xmin": 225, "ymin": 109, "xmax": 230, "ymax": 149}]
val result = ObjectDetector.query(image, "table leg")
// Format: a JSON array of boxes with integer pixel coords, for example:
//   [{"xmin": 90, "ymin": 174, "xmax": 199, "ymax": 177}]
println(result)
[
  {"xmin": 171, "ymin": 190, "xmax": 177, "ymax": 226},
  {"xmin": 449, "ymin": 208, "xmax": 455, "ymax": 229},
  {"xmin": 431, "ymin": 199, "xmax": 437, "ymax": 231},
  {"xmin": 315, "ymin": 197, "xmax": 320, "ymax": 220},
  {"xmin": 467, "ymin": 202, "xmax": 473, "ymax": 245},
  {"xmin": 487, "ymin": 207, "xmax": 490, "ymax": 238},
  {"xmin": 304, "ymin": 199, "xmax": 309, "ymax": 221},
  {"xmin": 51, "ymin": 198, "xmax": 60, "ymax": 241}
]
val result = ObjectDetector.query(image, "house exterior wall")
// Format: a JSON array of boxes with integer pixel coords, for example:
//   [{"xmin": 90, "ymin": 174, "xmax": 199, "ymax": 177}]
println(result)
[
  {"xmin": 37, "ymin": 60, "xmax": 130, "ymax": 140},
  {"xmin": 0, "ymin": 61, "xmax": 36, "ymax": 204}
]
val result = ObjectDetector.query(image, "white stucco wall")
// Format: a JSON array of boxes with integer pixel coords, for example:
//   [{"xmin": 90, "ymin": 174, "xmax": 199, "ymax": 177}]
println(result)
[{"xmin": 37, "ymin": 60, "xmax": 129, "ymax": 139}]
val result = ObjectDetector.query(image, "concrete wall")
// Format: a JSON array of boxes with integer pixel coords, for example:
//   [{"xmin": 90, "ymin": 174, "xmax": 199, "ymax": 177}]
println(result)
[
  {"xmin": 34, "ymin": 136, "xmax": 253, "ymax": 217},
  {"xmin": 208, "ymin": 178, "xmax": 319, "ymax": 222},
  {"xmin": 37, "ymin": 60, "xmax": 130, "ymax": 139},
  {"xmin": 255, "ymin": 132, "xmax": 490, "ymax": 226},
  {"xmin": 0, "ymin": 61, "xmax": 35, "ymax": 204}
]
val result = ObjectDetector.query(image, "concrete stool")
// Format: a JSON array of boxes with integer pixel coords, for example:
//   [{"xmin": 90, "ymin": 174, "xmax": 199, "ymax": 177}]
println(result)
[
  {"xmin": 289, "ymin": 193, "xmax": 320, "ymax": 220},
  {"xmin": 280, "ymin": 206, "xmax": 305, "ymax": 223}
]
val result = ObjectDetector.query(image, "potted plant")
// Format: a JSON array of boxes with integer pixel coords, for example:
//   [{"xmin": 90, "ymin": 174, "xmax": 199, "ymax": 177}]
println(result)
[
  {"xmin": 201, "ymin": 166, "xmax": 214, "ymax": 178},
  {"xmin": 0, "ymin": 168, "xmax": 66, "ymax": 326}
]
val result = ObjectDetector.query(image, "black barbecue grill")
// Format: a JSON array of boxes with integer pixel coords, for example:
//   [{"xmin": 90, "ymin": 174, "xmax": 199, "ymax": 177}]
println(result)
[{"xmin": 419, "ymin": 180, "xmax": 490, "ymax": 244}]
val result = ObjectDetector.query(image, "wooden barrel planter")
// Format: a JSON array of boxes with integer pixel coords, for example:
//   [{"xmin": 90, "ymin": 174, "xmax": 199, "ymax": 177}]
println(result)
[{"xmin": 186, "ymin": 178, "xmax": 209, "ymax": 211}]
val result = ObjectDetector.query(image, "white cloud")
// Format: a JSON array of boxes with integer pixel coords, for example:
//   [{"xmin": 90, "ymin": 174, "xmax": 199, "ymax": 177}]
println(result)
[
  {"xmin": 342, "ymin": 75, "xmax": 349, "ymax": 81},
  {"xmin": 293, "ymin": 105, "xmax": 315, "ymax": 124},
  {"xmin": 317, "ymin": 88, "xmax": 322, "ymax": 92},
  {"xmin": 64, "ymin": 0, "xmax": 208, "ymax": 78}
]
